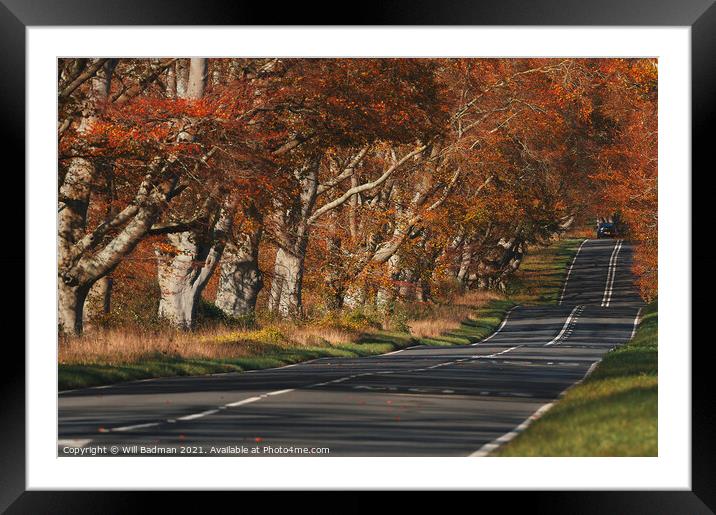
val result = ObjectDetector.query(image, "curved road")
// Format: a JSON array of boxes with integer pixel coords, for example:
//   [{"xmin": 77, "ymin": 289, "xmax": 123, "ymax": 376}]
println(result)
[{"xmin": 58, "ymin": 238, "xmax": 644, "ymax": 456}]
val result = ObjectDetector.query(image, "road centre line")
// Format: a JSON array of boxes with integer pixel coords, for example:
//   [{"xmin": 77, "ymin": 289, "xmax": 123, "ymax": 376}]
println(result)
[
  {"xmin": 601, "ymin": 239, "xmax": 623, "ymax": 307},
  {"xmin": 544, "ymin": 305, "xmax": 583, "ymax": 346},
  {"xmin": 604, "ymin": 239, "xmax": 623, "ymax": 307}
]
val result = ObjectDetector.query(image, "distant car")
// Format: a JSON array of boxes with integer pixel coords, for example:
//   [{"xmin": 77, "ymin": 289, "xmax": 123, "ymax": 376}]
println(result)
[{"xmin": 596, "ymin": 221, "xmax": 618, "ymax": 238}]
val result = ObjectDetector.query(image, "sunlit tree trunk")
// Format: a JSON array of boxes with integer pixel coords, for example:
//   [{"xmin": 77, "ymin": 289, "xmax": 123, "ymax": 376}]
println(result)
[
  {"xmin": 156, "ymin": 58, "xmax": 226, "ymax": 329},
  {"xmin": 456, "ymin": 237, "xmax": 473, "ymax": 285},
  {"xmin": 57, "ymin": 59, "xmax": 115, "ymax": 335},
  {"xmin": 156, "ymin": 206, "xmax": 231, "ymax": 329}
]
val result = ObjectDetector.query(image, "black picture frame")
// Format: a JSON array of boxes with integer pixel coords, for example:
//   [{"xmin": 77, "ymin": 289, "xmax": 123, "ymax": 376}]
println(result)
[{"xmin": 1, "ymin": 0, "xmax": 708, "ymax": 512}]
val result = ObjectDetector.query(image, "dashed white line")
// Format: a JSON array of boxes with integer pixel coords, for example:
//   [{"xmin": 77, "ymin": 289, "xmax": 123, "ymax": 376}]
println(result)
[
  {"xmin": 225, "ymin": 396, "xmax": 263, "ymax": 408},
  {"xmin": 267, "ymin": 388, "xmax": 295, "ymax": 396},
  {"xmin": 178, "ymin": 409, "xmax": 220, "ymax": 421},
  {"xmin": 470, "ymin": 402, "xmax": 556, "ymax": 457},
  {"xmin": 112, "ymin": 422, "xmax": 160, "ymax": 432},
  {"xmin": 558, "ymin": 239, "xmax": 588, "ymax": 305}
]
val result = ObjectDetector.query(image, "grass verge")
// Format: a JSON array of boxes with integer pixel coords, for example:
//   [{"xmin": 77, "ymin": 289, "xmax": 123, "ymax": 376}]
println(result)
[
  {"xmin": 59, "ymin": 297, "xmax": 516, "ymax": 390},
  {"xmin": 493, "ymin": 300, "xmax": 657, "ymax": 456},
  {"xmin": 59, "ymin": 238, "xmax": 582, "ymax": 391}
]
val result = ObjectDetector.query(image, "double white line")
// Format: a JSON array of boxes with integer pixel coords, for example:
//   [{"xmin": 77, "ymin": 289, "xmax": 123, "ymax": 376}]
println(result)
[
  {"xmin": 544, "ymin": 305, "xmax": 585, "ymax": 346},
  {"xmin": 601, "ymin": 239, "xmax": 623, "ymax": 307}
]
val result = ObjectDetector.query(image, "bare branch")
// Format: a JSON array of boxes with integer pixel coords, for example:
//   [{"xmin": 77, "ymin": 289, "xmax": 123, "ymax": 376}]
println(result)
[{"xmin": 308, "ymin": 144, "xmax": 427, "ymax": 224}]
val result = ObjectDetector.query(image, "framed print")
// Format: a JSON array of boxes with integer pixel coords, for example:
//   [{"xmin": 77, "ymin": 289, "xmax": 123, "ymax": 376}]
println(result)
[{"xmin": 2, "ymin": 0, "xmax": 710, "ymax": 511}]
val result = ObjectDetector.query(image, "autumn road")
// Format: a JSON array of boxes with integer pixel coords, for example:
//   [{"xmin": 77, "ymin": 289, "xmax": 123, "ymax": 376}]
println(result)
[{"xmin": 58, "ymin": 238, "xmax": 644, "ymax": 457}]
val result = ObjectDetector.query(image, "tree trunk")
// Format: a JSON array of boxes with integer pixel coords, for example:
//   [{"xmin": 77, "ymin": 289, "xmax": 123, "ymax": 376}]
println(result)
[
  {"xmin": 215, "ymin": 224, "xmax": 263, "ymax": 319},
  {"xmin": 268, "ymin": 160, "xmax": 319, "ymax": 318},
  {"xmin": 456, "ymin": 239, "xmax": 473, "ymax": 284},
  {"xmin": 156, "ymin": 58, "xmax": 221, "ymax": 329},
  {"xmin": 175, "ymin": 59, "xmax": 189, "ymax": 98},
  {"xmin": 156, "ymin": 205, "xmax": 231, "ymax": 329},
  {"xmin": 269, "ymin": 244, "xmax": 306, "ymax": 318},
  {"xmin": 83, "ymin": 276, "xmax": 112, "ymax": 329},
  {"xmin": 57, "ymin": 59, "xmax": 115, "ymax": 335},
  {"xmin": 156, "ymin": 233, "xmax": 213, "ymax": 328},
  {"xmin": 58, "ymin": 281, "xmax": 90, "ymax": 336},
  {"xmin": 343, "ymin": 283, "xmax": 367, "ymax": 309},
  {"xmin": 376, "ymin": 254, "xmax": 400, "ymax": 308}
]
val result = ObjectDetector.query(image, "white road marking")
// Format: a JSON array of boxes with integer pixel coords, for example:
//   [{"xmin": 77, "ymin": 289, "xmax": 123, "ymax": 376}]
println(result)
[
  {"xmin": 629, "ymin": 308, "xmax": 643, "ymax": 340},
  {"xmin": 225, "ymin": 396, "xmax": 263, "ymax": 407},
  {"xmin": 471, "ymin": 306, "xmax": 517, "ymax": 346},
  {"xmin": 604, "ymin": 239, "xmax": 623, "ymax": 307},
  {"xmin": 383, "ymin": 349, "xmax": 406, "ymax": 356},
  {"xmin": 558, "ymin": 239, "xmax": 588, "ymax": 305},
  {"xmin": 544, "ymin": 305, "xmax": 583, "ymax": 346},
  {"xmin": 470, "ymin": 355, "xmax": 604, "ymax": 457},
  {"xmin": 58, "ymin": 439, "xmax": 92, "ymax": 447},
  {"xmin": 471, "ymin": 345, "xmax": 523, "ymax": 359},
  {"xmin": 601, "ymin": 239, "xmax": 623, "ymax": 307},
  {"xmin": 178, "ymin": 409, "xmax": 220, "ymax": 421},
  {"xmin": 470, "ymin": 402, "xmax": 556, "ymax": 457},
  {"xmin": 112, "ymin": 422, "xmax": 160, "ymax": 432},
  {"xmin": 267, "ymin": 388, "xmax": 295, "ymax": 396}
]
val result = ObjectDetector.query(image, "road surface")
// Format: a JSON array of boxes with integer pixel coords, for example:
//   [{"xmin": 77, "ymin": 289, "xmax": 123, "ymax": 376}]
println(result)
[{"xmin": 58, "ymin": 238, "xmax": 644, "ymax": 457}]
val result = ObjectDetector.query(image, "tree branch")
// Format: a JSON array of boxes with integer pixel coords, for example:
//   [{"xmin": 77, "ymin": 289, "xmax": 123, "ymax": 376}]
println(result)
[{"xmin": 308, "ymin": 144, "xmax": 426, "ymax": 224}]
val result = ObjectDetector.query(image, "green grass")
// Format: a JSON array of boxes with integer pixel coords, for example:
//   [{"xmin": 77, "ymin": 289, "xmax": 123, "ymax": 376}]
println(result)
[
  {"xmin": 508, "ymin": 237, "xmax": 584, "ymax": 305},
  {"xmin": 58, "ymin": 238, "xmax": 582, "ymax": 391},
  {"xmin": 494, "ymin": 300, "xmax": 658, "ymax": 456}
]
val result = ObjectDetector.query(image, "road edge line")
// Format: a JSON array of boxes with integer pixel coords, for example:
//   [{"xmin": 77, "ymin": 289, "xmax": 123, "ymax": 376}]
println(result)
[
  {"xmin": 558, "ymin": 238, "xmax": 588, "ymax": 305},
  {"xmin": 469, "ymin": 307, "xmax": 641, "ymax": 457},
  {"xmin": 470, "ymin": 306, "xmax": 518, "ymax": 346}
]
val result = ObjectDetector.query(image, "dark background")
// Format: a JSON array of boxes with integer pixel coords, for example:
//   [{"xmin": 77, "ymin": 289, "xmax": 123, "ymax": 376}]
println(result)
[{"xmin": 1, "ymin": 0, "xmax": 709, "ymax": 512}]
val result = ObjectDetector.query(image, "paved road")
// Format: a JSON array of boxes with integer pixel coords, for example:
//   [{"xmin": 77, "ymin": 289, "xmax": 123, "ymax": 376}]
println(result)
[{"xmin": 58, "ymin": 238, "xmax": 644, "ymax": 457}]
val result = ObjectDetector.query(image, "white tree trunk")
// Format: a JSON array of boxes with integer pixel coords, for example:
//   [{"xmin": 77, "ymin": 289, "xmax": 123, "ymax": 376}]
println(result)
[
  {"xmin": 57, "ymin": 59, "xmax": 115, "ymax": 335},
  {"xmin": 156, "ymin": 204, "xmax": 231, "ymax": 329},
  {"xmin": 156, "ymin": 231, "xmax": 219, "ymax": 329},
  {"xmin": 58, "ymin": 281, "xmax": 90, "ymax": 336},
  {"xmin": 376, "ymin": 254, "xmax": 400, "ymax": 308},
  {"xmin": 268, "ymin": 246, "xmax": 306, "ymax": 318},
  {"xmin": 456, "ymin": 239, "xmax": 473, "ymax": 284},
  {"xmin": 156, "ymin": 58, "xmax": 221, "ymax": 329},
  {"xmin": 186, "ymin": 58, "xmax": 207, "ymax": 99},
  {"xmin": 215, "ymin": 228, "xmax": 263, "ymax": 319}
]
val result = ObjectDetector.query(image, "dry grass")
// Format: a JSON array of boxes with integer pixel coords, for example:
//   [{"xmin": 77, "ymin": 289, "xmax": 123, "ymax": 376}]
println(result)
[
  {"xmin": 289, "ymin": 326, "xmax": 358, "ymax": 347},
  {"xmin": 407, "ymin": 290, "xmax": 503, "ymax": 339},
  {"xmin": 59, "ymin": 319, "xmax": 366, "ymax": 366},
  {"xmin": 59, "ymin": 326, "xmax": 288, "ymax": 365},
  {"xmin": 60, "ymin": 289, "xmax": 505, "ymax": 366}
]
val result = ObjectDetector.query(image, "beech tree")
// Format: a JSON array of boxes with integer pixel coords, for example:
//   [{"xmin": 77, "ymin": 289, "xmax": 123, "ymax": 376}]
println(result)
[
  {"xmin": 58, "ymin": 57, "xmax": 657, "ymax": 335},
  {"xmin": 58, "ymin": 58, "xmax": 186, "ymax": 335}
]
